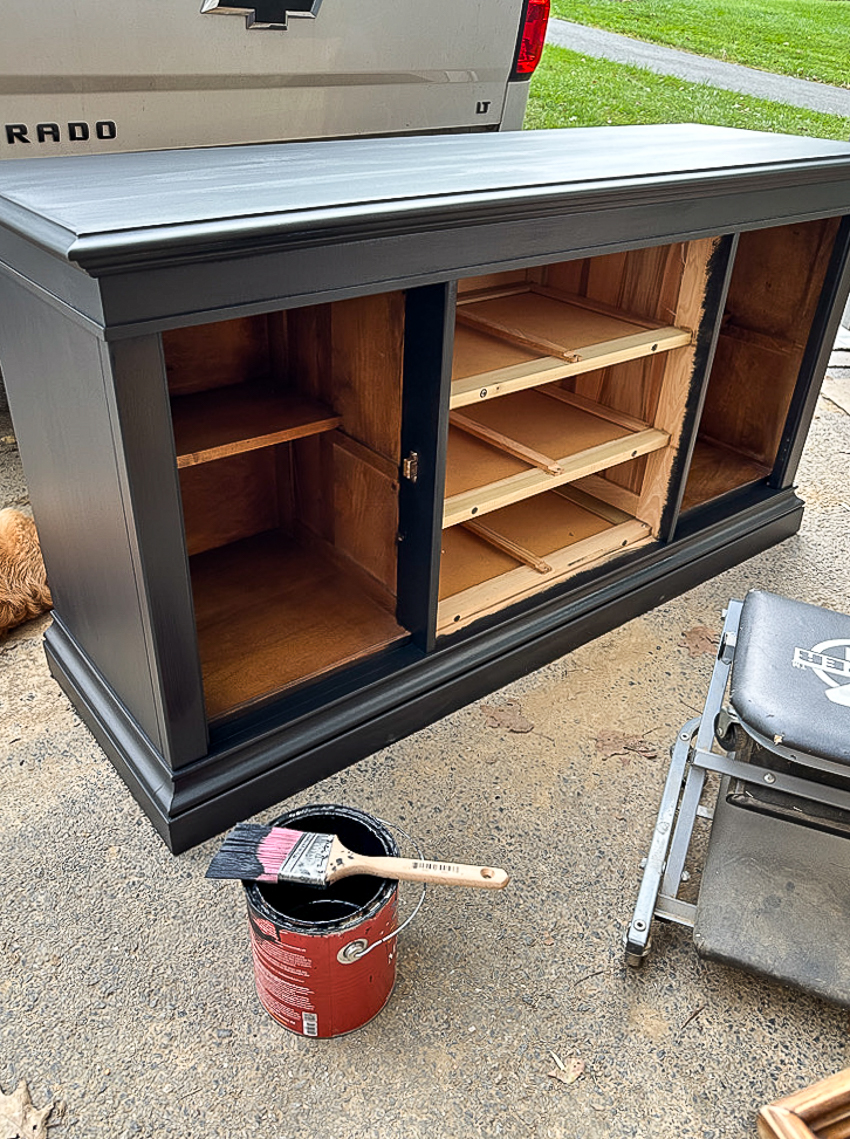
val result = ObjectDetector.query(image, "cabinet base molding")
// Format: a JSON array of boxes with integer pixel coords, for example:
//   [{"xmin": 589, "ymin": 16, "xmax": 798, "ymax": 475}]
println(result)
[{"xmin": 46, "ymin": 489, "xmax": 802, "ymax": 852}]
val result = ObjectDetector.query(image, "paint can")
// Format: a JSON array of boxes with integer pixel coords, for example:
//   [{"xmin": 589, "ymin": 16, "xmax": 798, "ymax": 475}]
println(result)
[{"xmin": 243, "ymin": 804, "xmax": 419, "ymax": 1038}]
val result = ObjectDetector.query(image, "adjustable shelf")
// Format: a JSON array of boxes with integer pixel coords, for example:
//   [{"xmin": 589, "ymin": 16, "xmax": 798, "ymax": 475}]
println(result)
[
  {"xmin": 170, "ymin": 384, "xmax": 341, "ymax": 468},
  {"xmin": 451, "ymin": 284, "xmax": 691, "ymax": 409},
  {"xmin": 438, "ymin": 486, "xmax": 651, "ymax": 631},
  {"xmin": 443, "ymin": 386, "xmax": 667, "ymax": 526}
]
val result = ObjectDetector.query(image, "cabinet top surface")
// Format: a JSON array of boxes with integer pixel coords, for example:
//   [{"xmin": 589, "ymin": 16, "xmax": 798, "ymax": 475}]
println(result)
[{"xmin": 1, "ymin": 124, "xmax": 849, "ymax": 270}]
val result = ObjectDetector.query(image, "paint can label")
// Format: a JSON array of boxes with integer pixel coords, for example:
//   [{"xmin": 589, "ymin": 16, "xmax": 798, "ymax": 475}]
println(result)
[{"xmin": 247, "ymin": 893, "xmax": 398, "ymax": 1037}]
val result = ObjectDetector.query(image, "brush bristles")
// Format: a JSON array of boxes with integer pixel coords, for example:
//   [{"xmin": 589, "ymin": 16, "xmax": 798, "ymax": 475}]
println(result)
[{"xmin": 206, "ymin": 823, "xmax": 307, "ymax": 882}]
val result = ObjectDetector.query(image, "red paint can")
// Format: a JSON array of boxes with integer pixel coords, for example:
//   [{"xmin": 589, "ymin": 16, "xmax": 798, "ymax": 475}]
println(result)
[{"xmin": 243, "ymin": 804, "xmax": 401, "ymax": 1038}]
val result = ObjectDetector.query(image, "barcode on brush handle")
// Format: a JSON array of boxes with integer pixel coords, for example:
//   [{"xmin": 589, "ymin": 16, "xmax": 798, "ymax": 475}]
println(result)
[{"xmin": 412, "ymin": 862, "xmax": 462, "ymax": 874}]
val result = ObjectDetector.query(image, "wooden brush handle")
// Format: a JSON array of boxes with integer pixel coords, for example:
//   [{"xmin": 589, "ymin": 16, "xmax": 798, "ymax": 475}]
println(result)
[{"xmin": 329, "ymin": 841, "xmax": 509, "ymax": 889}]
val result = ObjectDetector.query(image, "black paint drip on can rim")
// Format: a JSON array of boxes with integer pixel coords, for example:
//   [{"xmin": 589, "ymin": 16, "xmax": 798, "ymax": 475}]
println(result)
[{"xmin": 245, "ymin": 803, "xmax": 399, "ymax": 929}]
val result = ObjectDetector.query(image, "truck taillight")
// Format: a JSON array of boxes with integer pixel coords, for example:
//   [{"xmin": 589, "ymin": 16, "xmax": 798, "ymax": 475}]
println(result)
[{"xmin": 511, "ymin": 0, "xmax": 550, "ymax": 78}]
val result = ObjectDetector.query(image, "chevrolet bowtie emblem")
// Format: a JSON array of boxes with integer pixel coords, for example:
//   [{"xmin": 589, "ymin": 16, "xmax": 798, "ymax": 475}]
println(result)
[{"xmin": 200, "ymin": 0, "xmax": 322, "ymax": 30}]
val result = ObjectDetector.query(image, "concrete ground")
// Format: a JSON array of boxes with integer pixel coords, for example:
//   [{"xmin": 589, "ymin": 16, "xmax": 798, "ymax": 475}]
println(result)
[
  {"xmin": 1, "ymin": 350, "xmax": 850, "ymax": 1138},
  {"xmin": 546, "ymin": 18, "xmax": 850, "ymax": 118}
]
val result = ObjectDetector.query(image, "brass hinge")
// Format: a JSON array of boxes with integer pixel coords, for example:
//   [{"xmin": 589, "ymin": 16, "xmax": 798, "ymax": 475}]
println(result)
[{"xmin": 402, "ymin": 452, "xmax": 419, "ymax": 483}]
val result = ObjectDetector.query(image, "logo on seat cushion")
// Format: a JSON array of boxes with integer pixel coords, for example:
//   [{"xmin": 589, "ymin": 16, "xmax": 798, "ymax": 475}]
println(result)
[{"xmin": 793, "ymin": 640, "xmax": 850, "ymax": 706}]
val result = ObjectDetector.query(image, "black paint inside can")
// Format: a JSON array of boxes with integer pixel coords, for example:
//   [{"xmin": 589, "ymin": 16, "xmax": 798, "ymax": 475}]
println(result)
[{"xmin": 245, "ymin": 803, "xmax": 400, "ymax": 931}]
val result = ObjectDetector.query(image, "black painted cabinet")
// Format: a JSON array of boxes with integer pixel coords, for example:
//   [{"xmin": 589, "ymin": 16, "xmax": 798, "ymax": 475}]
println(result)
[{"xmin": 1, "ymin": 125, "xmax": 849, "ymax": 850}]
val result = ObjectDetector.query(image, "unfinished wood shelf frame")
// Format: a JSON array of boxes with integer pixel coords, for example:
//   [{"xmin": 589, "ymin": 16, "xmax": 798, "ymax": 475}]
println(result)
[
  {"xmin": 443, "ymin": 386, "xmax": 668, "ymax": 527},
  {"xmin": 437, "ymin": 485, "xmax": 651, "ymax": 632},
  {"xmin": 451, "ymin": 283, "xmax": 692, "ymax": 409},
  {"xmin": 438, "ymin": 244, "xmax": 713, "ymax": 630},
  {"xmin": 170, "ymin": 384, "xmax": 341, "ymax": 468},
  {"xmin": 758, "ymin": 1067, "xmax": 850, "ymax": 1139}
]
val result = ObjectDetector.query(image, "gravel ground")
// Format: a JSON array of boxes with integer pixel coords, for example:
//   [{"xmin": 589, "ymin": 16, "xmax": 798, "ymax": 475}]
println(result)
[{"xmin": 1, "ymin": 386, "xmax": 850, "ymax": 1137}]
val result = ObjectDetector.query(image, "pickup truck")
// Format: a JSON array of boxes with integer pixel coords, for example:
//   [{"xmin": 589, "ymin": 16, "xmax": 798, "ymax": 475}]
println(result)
[{"xmin": 0, "ymin": 0, "xmax": 549, "ymax": 158}]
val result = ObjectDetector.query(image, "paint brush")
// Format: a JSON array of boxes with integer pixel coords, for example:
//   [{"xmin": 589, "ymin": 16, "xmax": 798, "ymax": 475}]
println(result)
[{"xmin": 206, "ymin": 823, "xmax": 510, "ymax": 889}]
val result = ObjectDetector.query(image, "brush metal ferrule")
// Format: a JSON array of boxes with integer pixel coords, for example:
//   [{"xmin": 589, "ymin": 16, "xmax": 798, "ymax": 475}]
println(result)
[{"xmin": 278, "ymin": 831, "xmax": 333, "ymax": 886}]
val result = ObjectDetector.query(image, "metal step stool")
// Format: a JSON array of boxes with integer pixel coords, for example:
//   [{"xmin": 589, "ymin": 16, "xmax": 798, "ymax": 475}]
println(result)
[{"xmin": 626, "ymin": 590, "xmax": 850, "ymax": 1005}]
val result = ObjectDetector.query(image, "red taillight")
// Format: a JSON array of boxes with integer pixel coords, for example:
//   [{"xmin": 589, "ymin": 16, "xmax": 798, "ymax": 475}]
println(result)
[{"xmin": 512, "ymin": 0, "xmax": 550, "ymax": 78}]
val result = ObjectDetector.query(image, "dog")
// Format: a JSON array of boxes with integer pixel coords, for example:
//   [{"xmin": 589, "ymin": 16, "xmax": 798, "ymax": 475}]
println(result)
[{"xmin": 0, "ymin": 507, "xmax": 52, "ymax": 636}]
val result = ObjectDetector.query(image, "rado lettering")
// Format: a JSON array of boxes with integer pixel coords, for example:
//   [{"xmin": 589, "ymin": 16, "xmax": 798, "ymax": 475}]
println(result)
[{"xmin": 4, "ymin": 121, "xmax": 117, "ymax": 145}]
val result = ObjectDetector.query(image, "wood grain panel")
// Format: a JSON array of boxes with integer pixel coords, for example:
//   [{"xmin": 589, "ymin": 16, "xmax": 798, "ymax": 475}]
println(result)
[
  {"xmin": 190, "ymin": 530, "xmax": 406, "ymax": 719},
  {"xmin": 162, "ymin": 315, "xmax": 270, "ymax": 395},
  {"xmin": 179, "ymin": 448, "xmax": 281, "ymax": 556},
  {"xmin": 171, "ymin": 385, "xmax": 341, "ymax": 467},
  {"xmin": 332, "ymin": 436, "xmax": 399, "ymax": 594},
  {"xmin": 726, "ymin": 218, "xmax": 840, "ymax": 341},
  {"xmin": 680, "ymin": 438, "xmax": 769, "ymax": 511},
  {"xmin": 693, "ymin": 218, "xmax": 841, "ymax": 483},
  {"xmin": 328, "ymin": 292, "xmax": 405, "ymax": 461}
]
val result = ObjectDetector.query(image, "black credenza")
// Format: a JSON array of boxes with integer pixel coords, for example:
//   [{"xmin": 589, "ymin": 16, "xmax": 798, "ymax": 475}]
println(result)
[{"xmin": 1, "ymin": 124, "xmax": 849, "ymax": 850}]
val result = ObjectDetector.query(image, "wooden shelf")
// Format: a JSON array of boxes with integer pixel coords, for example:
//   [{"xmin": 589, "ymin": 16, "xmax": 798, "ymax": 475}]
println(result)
[
  {"xmin": 451, "ymin": 285, "xmax": 691, "ymax": 409},
  {"xmin": 190, "ymin": 529, "xmax": 406, "ymax": 719},
  {"xmin": 681, "ymin": 437, "xmax": 770, "ymax": 511},
  {"xmin": 443, "ymin": 387, "xmax": 668, "ymax": 527},
  {"xmin": 438, "ymin": 487, "xmax": 651, "ymax": 632},
  {"xmin": 171, "ymin": 383, "xmax": 341, "ymax": 468}
]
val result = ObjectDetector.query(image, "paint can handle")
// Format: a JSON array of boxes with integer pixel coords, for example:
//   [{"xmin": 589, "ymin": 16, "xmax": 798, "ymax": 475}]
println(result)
[{"xmin": 336, "ymin": 817, "xmax": 427, "ymax": 964}]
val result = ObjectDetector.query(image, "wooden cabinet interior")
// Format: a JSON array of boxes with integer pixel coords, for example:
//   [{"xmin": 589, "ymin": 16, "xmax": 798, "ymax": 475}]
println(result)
[
  {"xmin": 682, "ymin": 217, "xmax": 841, "ymax": 511},
  {"xmin": 157, "ymin": 221, "xmax": 844, "ymax": 697},
  {"xmin": 438, "ymin": 238, "xmax": 716, "ymax": 632},
  {"xmin": 162, "ymin": 293, "xmax": 407, "ymax": 721}
]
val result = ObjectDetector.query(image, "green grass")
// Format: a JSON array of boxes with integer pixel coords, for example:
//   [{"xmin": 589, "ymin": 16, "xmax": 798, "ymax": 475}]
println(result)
[
  {"xmin": 550, "ymin": 0, "xmax": 850, "ymax": 87},
  {"xmin": 526, "ymin": 44, "xmax": 850, "ymax": 138}
]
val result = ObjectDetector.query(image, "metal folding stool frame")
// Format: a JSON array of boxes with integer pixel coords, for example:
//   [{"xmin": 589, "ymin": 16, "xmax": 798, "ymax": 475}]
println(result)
[{"xmin": 625, "ymin": 599, "xmax": 850, "ymax": 968}]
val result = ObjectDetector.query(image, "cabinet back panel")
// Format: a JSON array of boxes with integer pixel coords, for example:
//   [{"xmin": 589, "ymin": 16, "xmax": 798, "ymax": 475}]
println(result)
[
  {"xmin": 282, "ymin": 304, "xmax": 332, "ymax": 403},
  {"xmin": 723, "ymin": 219, "xmax": 839, "ymax": 341},
  {"xmin": 286, "ymin": 292, "xmax": 405, "ymax": 462},
  {"xmin": 163, "ymin": 315, "xmax": 271, "ymax": 395},
  {"xmin": 328, "ymin": 293, "xmax": 405, "ymax": 462},
  {"xmin": 570, "ymin": 354, "xmax": 664, "ymax": 427},
  {"xmin": 179, "ymin": 448, "xmax": 283, "ymax": 556},
  {"xmin": 545, "ymin": 243, "xmax": 686, "ymax": 324},
  {"xmin": 457, "ymin": 269, "xmax": 537, "ymax": 296},
  {"xmin": 696, "ymin": 218, "xmax": 840, "ymax": 469},
  {"xmin": 550, "ymin": 243, "xmax": 688, "ymax": 428},
  {"xmin": 700, "ymin": 335, "xmax": 801, "ymax": 464}
]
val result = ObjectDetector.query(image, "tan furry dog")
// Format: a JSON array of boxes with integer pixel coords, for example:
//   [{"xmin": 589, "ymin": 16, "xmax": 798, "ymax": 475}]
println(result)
[{"xmin": 0, "ymin": 508, "xmax": 52, "ymax": 636}]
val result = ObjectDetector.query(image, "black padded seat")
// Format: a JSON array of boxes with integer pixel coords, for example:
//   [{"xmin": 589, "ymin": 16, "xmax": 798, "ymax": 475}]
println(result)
[{"xmin": 730, "ymin": 590, "xmax": 850, "ymax": 766}]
